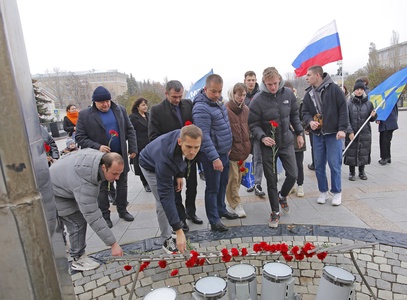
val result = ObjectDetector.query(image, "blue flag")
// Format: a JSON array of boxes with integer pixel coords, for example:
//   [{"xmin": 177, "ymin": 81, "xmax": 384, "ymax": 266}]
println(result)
[
  {"xmin": 369, "ymin": 67, "xmax": 407, "ymax": 121},
  {"xmin": 186, "ymin": 69, "xmax": 213, "ymax": 100}
]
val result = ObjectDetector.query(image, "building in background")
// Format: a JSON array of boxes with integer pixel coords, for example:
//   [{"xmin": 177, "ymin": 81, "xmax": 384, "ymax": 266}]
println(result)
[
  {"xmin": 32, "ymin": 69, "xmax": 128, "ymax": 112},
  {"xmin": 376, "ymin": 41, "xmax": 407, "ymax": 68}
]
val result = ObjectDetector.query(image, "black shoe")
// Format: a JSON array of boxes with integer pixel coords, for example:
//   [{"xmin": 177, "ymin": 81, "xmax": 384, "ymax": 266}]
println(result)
[
  {"xmin": 379, "ymin": 158, "xmax": 391, "ymax": 165},
  {"xmin": 254, "ymin": 184, "xmax": 265, "ymax": 197},
  {"xmin": 144, "ymin": 185, "xmax": 151, "ymax": 192},
  {"xmin": 105, "ymin": 218, "xmax": 113, "ymax": 228},
  {"xmin": 211, "ymin": 221, "xmax": 229, "ymax": 232},
  {"xmin": 181, "ymin": 220, "xmax": 190, "ymax": 233},
  {"xmin": 221, "ymin": 211, "xmax": 238, "ymax": 220},
  {"xmin": 349, "ymin": 173, "xmax": 356, "ymax": 181},
  {"xmin": 119, "ymin": 211, "xmax": 134, "ymax": 222},
  {"xmin": 246, "ymin": 186, "xmax": 255, "ymax": 192},
  {"xmin": 359, "ymin": 172, "xmax": 368, "ymax": 180},
  {"xmin": 308, "ymin": 163, "xmax": 315, "ymax": 170},
  {"xmin": 186, "ymin": 214, "xmax": 203, "ymax": 225}
]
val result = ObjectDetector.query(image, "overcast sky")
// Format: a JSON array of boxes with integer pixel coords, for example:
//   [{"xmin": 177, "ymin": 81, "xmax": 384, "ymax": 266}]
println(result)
[{"xmin": 16, "ymin": 0, "xmax": 407, "ymax": 93}]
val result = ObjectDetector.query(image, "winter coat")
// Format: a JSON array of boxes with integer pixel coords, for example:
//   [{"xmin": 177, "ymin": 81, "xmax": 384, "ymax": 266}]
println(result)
[
  {"xmin": 75, "ymin": 101, "xmax": 137, "ymax": 173},
  {"xmin": 248, "ymin": 80, "xmax": 303, "ymax": 149},
  {"xmin": 149, "ymin": 99, "xmax": 193, "ymax": 141},
  {"xmin": 378, "ymin": 104, "xmax": 398, "ymax": 132},
  {"xmin": 192, "ymin": 89, "xmax": 232, "ymax": 161},
  {"xmin": 344, "ymin": 94, "xmax": 377, "ymax": 166},
  {"xmin": 225, "ymin": 99, "xmax": 251, "ymax": 161},
  {"xmin": 63, "ymin": 116, "xmax": 76, "ymax": 137},
  {"xmin": 41, "ymin": 125, "xmax": 60, "ymax": 159},
  {"xmin": 49, "ymin": 148, "xmax": 116, "ymax": 246},
  {"xmin": 139, "ymin": 130, "xmax": 187, "ymax": 232},
  {"xmin": 244, "ymin": 82, "xmax": 260, "ymax": 106},
  {"xmin": 302, "ymin": 73, "xmax": 348, "ymax": 135},
  {"xmin": 129, "ymin": 112, "xmax": 149, "ymax": 175}
]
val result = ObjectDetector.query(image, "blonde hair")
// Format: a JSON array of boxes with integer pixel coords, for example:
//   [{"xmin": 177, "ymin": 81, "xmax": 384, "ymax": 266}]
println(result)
[{"xmin": 262, "ymin": 67, "xmax": 281, "ymax": 81}]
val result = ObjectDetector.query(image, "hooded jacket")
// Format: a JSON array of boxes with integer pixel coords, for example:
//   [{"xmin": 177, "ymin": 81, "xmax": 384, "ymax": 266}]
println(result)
[
  {"xmin": 192, "ymin": 89, "xmax": 232, "ymax": 161},
  {"xmin": 248, "ymin": 79, "xmax": 303, "ymax": 149},
  {"xmin": 139, "ymin": 129, "xmax": 187, "ymax": 232},
  {"xmin": 244, "ymin": 82, "xmax": 260, "ymax": 106},
  {"xmin": 226, "ymin": 99, "xmax": 251, "ymax": 161},
  {"xmin": 302, "ymin": 73, "xmax": 348, "ymax": 135},
  {"xmin": 49, "ymin": 148, "xmax": 116, "ymax": 246}
]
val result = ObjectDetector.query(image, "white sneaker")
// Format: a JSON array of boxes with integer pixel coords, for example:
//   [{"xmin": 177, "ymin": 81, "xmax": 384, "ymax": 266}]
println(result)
[
  {"xmin": 297, "ymin": 185, "xmax": 304, "ymax": 197},
  {"xmin": 289, "ymin": 186, "xmax": 296, "ymax": 194},
  {"xmin": 317, "ymin": 192, "xmax": 329, "ymax": 204},
  {"xmin": 234, "ymin": 204, "xmax": 247, "ymax": 218},
  {"xmin": 71, "ymin": 255, "xmax": 100, "ymax": 271},
  {"xmin": 162, "ymin": 237, "xmax": 178, "ymax": 254},
  {"xmin": 332, "ymin": 192, "xmax": 342, "ymax": 206}
]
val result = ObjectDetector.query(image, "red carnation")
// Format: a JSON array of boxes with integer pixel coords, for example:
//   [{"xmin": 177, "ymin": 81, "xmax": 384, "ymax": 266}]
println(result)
[
  {"xmin": 291, "ymin": 246, "xmax": 300, "ymax": 254},
  {"xmin": 269, "ymin": 244, "xmax": 277, "ymax": 252},
  {"xmin": 170, "ymin": 269, "xmax": 179, "ymax": 277},
  {"xmin": 123, "ymin": 264, "xmax": 132, "ymax": 271},
  {"xmin": 280, "ymin": 243, "xmax": 289, "ymax": 253},
  {"xmin": 222, "ymin": 254, "xmax": 232, "ymax": 262},
  {"xmin": 282, "ymin": 253, "xmax": 293, "ymax": 262},
  {"xmin": 185, "ymin": 258, "xmax": 195, "ymax": 268},
  {"xmin": 184, "ymin": 121, "xmax": 193, "ymax": 126},
  {"xmin": 190, "ymin": 250, "xmax": 199, "ymax": 258},
  {"xmin": 231, "ymin": 248, "xmax": 239, "ymax": 257},
  {"xmin": 269, "ymin": 120, "xmax": 279, "ymax": 128},
  {"xmin": 253, "ymin": 244, "xmax": 262, "ymax": 252},
  {"xmin": 295, "ymin": 252, "xmax": 305, "ymax": 261},
  {"xmin": 317, "ymin": 252, "xmax": 328, "ymax": 261},
  {"xmin": 158, "ymin": 260, "xmax": 167, "ymax": 269},
  {"xmin": 139, "ymin": 261, "xmax": 150, "ymax": 272},
  {"xmin": 240, "ymin": 166, "xmax": 246, "ymax": 172},
  {"xmin": 221, "ymin": 248, "xmax": 229, "ymax": 256},
  {"xmin": 238, "ymin": 160, "xmax": 243, "ymax": 166},
  {"xmin": 198, "ymin": 258, "xmax": 206, "ymax": 266},
  {"xmin": 241, "ymin": 248, "xmax": 248, "ymax": 256},
  {"xmin": 44, "ymin": 142, "xmax": 51, "ymax": 153},
  {"xmin": 108, "ymin": 130, "xmax": 119, "ymax": 147}
]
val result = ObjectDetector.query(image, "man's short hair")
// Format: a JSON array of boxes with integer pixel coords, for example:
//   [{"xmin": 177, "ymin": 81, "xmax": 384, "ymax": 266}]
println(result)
[
  {"xmin": 206, "ymin": 74, "xmax": 223, "ymax": 86},
  {"xmin": 262, "ymin": 67, "xmax": 281, "ymax": 81},
  {"xmin": 180, "ymin": 124, "xmax": 202, "ymax": 141},
  {"xmin": 166, "ymin": 80, "xmax": 184, "ymax": 93},
  {"xmin": 308, "ymin": 65, "xmax": 323, "ymax": 76},
  {"xmin": 101, "ymin": 152, "xmax": 124, "ymax": 170},
  {"xmin": 244, "ymin": 71, "xmax": 256, "ymax": 78}
]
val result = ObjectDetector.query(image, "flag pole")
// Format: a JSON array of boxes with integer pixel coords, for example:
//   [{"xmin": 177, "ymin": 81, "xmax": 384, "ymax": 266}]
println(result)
[{"xmin": 342, "ymin": 98, "xmax": 386, "ymax": 156}]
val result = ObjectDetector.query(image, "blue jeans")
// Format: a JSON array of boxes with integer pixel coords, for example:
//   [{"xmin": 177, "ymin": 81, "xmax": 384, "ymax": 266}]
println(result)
[
  {"xmin": 313, "ymin": 133, "xmax": 342, "ymax": 194},
  {"xmin": 201, "ymin": 153, "xmax": 230, "ymax": 224}
]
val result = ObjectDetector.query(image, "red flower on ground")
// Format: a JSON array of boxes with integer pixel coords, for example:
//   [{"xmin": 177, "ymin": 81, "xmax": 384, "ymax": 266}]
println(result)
[
  {"xmin": 123, "ymin": 265, "xmax": 132, "ymax": 271},
  {"xmin": 241, "ymin": 248, "xmax": 248, "ymax": 256},
  {"xmin": 253, "ymin": 244, "xmax": 262, "ymax": 252},
  {"xmin": 291, "ymin": 246, "xmax": 300, "ymax": 254},
  {"xmin": 139, "ymin": 262, "xmax": 150, "ymax": 272},
  {"xmin": 282, "ymin": 253, "xmax": 294, "ymax": 262},
  {"xmin": 198, "ymin": 258, "xmax": 206, "ymax": 266},
  {"xmin": 158, "ymin": 260, "xmax": 167, "ymax": 268},
  {"xmin": 221, "ymin": 248, "xmax": 229, "ymax": 256},
  {"xmin": 190, "ymin": 250, "xmax": 199, "ymax": 258},
  {"xmin": 170, "ymin": 269, "xmax": 179, "ymax": 276},
  {"xmin": 231, "ymin": 248, "xmax": 239, "ymax": 257},
  {"xmin": 184, "ymin": 121, "xmax": 192, "ymax": 126},
  {"xmin": 222, "ymin": 254, "xmax": 232, "ymax": 262},
  {"xmin": 280, "ymin": 243, "xmax": 289, "ymax": 253},
  {"xmin": 317, "ymin": 252, "xmax": 328, "ymax": 261}
]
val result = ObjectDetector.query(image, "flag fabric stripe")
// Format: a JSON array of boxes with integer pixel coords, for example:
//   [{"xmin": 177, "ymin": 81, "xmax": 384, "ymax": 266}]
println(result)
[
  {"xmin": 292, "ymin": 34, "xmax": 341, "ymax": 68},
  {"xmin": 294, "ymin": 46, "xmax": 343, "ymax": 77},
  {"xmin": 369, "ymin": 67, "xmax": 407, "ymax": 121},
  {"xmin": 292, "ymin": 20, "xmax": 342, "ymax": 77}
]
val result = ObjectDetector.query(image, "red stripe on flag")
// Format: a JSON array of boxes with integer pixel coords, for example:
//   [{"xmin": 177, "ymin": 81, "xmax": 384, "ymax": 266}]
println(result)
[{"xmin": 294, "ymin": 46, "xmax": 342, "ymax": 77}]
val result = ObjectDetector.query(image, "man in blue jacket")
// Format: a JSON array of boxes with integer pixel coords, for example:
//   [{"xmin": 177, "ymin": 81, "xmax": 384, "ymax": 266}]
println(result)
[
  {"xmin": 192, "ymin": 74, "xmax": 237, "ymax": 232},
  {"xmin": 139, "ymin": 125, "xmax": 202, "ymax": 254}
]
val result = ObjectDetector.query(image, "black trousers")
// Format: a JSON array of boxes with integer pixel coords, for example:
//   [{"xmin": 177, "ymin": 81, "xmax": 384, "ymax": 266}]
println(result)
[
  {"xmin": 379, "ymin": 130, "xmax": 394, "ymax": 160},
  {"xmin": 98, "ymin": 171, "xmax": 128, "ymax": 218},
  {"xmin": 175, "ymin": 162, "xmax": 197, "ymax": 221}
]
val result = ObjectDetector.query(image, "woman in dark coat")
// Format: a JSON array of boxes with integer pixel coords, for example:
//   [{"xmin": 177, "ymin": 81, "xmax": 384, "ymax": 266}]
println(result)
[
  {"xmin": 129, "ymin": 97, "xmax": 151, "ymax": 191},
  {"xmin": 63, "ymin": 104, "xmax": 78, "ymax": 138},
  {"xmin": 344, "ymin": 80, "xmax": 377, "ymax": 180}
]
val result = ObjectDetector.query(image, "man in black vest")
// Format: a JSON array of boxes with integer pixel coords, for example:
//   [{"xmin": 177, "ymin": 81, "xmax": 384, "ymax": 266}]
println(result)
[{"xmin": 149, "ymin": 80, "xmax": 203, "ymax": 231}]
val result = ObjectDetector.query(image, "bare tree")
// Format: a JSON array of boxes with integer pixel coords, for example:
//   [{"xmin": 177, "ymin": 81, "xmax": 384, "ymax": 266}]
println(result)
[
  {"xmin": 389, "ymin": 30, "xmax": 400, "ymax": 68},
  {"xmin": 65, "ymin": 73, "xmax": 92, "ymax": 109},
  {"xmin": 41, "ymin": 67, "xmax": 67, "ymax": 109}
]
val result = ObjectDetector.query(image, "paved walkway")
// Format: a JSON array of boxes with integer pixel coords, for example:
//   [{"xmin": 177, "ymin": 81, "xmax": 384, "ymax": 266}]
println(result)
[{"xmin": 55, "ymin": 110, "xmax": 407, "ymax": 299}]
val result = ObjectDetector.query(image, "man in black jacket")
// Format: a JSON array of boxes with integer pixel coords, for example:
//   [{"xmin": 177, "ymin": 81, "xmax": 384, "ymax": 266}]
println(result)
[
  {"xmin": 302, "ymin": 65, "xmax": 348, "ymax": 207},
  {"xmin": 76, "ymin": 86, "xmax": 137, "ymax": 228},
  {"xmin": 148, "ymin": 80, "xmax": 203, "ymax": 230}
]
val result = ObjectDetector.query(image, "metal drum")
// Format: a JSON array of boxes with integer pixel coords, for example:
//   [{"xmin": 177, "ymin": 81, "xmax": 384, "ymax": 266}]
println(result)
[
  {"xmin": 143, "ymin": 287, "xmax": 177, "ymax": 299},
  {"xmin": 316, "ymin": 266, "xmax": 356, "ymax": 300},
  {"xmin": 194, "ymin": 276, "xmax": 227, "ymax": 299},
  {"xmin": 261, "ymin": 262, "xmax": 295, "ymax": 300},
  {"xmin": 227, "ymin": 263, "xmax": 257, "ymax": 300}
]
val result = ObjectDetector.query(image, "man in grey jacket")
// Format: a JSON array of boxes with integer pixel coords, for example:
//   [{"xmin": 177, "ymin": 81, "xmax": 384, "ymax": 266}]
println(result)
[{"xmin": 50, "ymin": 149, "xmax": 124, "ymax": 271}]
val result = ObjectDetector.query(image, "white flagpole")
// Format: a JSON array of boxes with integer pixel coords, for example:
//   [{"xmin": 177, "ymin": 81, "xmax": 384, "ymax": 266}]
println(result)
[{"xmin": 342, "ymin": 97, "xmax": 386, "ymax": 156}]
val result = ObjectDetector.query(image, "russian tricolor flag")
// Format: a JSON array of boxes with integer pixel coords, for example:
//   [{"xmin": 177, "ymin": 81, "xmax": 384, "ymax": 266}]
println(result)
[{"xmin": 292, "ymin": 20, "xmax": 343, "ymax": 77}]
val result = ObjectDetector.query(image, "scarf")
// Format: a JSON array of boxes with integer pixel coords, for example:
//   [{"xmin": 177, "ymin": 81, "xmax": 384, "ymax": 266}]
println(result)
[{"xmin": 66, "ymin": 111, "xmax": 78, "ymax": 125}]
